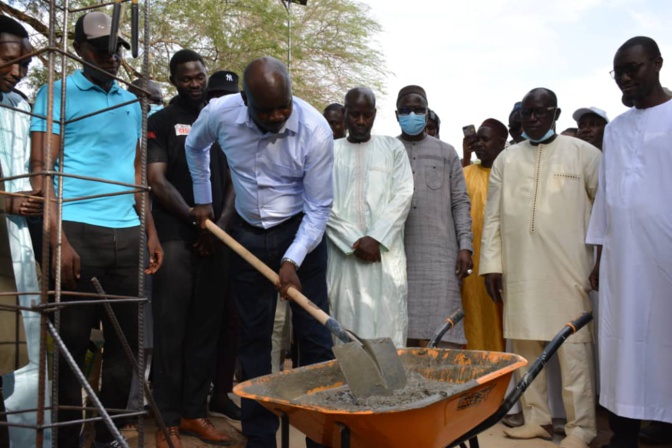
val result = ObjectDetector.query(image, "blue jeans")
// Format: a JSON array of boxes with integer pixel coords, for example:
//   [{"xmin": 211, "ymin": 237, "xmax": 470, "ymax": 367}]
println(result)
[{"xmin": 229, "ymin": 214, "xmax": 333, "ymax": 448}]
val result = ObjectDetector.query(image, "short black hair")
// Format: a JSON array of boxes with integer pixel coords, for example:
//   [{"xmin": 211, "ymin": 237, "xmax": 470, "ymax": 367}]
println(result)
[
  {"xmin": 524, "ymin": 87, "xmax": 558, "ymax": 107},
  {"xmin": 169, "ymin": 49, "xmax": 205, "ymax": 78},
  {"xmin": 618, "ymin": 36, "xmax": 661, "ymax": 59},
  {"xmin": 345, "ymin": 87, "xmax": 376, "ymax": 108},
  {"xmin": 323, "ymin": 103, "xmax": 343, "ymax": 114},
  {"xmin": 0, "ymin": 15, "xmax": 29, "ymax": 39}
]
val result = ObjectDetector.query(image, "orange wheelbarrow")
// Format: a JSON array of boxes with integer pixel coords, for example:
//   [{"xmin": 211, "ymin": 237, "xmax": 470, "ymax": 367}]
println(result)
[{"xmin": 234, "ymin": 311, "xmax": 593, "ymax": 448}]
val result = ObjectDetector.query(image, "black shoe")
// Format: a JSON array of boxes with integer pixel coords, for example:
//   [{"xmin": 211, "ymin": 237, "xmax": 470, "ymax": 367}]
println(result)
[
  {"xmin": 640, "ymin": 421, "xmax": 672, "ymax": 445},
  {"xmin": 209, "ymin": 399, "xmax": 242, "ymax": 421}
]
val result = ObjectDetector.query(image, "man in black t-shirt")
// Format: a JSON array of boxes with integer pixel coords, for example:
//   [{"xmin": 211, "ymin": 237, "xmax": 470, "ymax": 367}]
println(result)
[{"xmin": 147, "ymin": 50, "xmax": 231, "ymax": 448}]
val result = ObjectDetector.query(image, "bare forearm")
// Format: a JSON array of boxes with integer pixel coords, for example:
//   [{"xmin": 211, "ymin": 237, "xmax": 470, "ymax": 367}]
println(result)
[{"xmin": 147, "ymin": 180, "xmax": 192, "ymax": 223}]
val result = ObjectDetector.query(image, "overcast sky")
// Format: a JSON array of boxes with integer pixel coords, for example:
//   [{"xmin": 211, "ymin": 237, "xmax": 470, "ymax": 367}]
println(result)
[{"xmin": 358, "ymin": 0, "xmax": 672, "ymax": 148}]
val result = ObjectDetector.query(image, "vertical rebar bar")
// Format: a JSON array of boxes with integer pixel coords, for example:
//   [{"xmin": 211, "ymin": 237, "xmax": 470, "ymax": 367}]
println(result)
[
  {"xmin": 50, "ymin": 1, "xmax": 71, "ymax": 444},
  {"xmin": 135, "ymin": 1, "xmax": 151, "ymax": 445},
  {"xmin": 36, "ymin": 0, "xmax": 59, "ymax": 443}
]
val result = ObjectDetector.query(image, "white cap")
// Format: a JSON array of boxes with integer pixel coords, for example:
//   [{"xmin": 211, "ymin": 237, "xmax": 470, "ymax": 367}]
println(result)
[{"xmin": 573, "ymin": 107, "xmax": 609, "ymax": 124}]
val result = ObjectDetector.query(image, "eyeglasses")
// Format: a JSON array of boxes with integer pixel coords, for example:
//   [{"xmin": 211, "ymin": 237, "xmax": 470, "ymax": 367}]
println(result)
[
  {"xmin": 398, "ymin": 106, "xmax": 427, "ymax": 115},
  {"xmin": 610, "ymin": 59, "xmax": 652, "ymax": 80},
  {"xmin": 520, "ymin": 106, "xmax": 556, "ymax": 119}
]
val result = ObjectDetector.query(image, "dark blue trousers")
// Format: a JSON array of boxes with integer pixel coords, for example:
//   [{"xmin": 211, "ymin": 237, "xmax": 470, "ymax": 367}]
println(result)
[{"xmin": 229, "ymin": 215, "xmax": 333, "ymax": 448}]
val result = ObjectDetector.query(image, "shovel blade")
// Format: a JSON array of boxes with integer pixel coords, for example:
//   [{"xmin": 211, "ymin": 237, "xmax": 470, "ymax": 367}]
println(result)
[
  {"xmin": 333, "ymin": 337, "xmax": 406, "ymax": 398},
  {"xmin": 362, "ymin": 338, "xmax": 407, "ymax": 391}
]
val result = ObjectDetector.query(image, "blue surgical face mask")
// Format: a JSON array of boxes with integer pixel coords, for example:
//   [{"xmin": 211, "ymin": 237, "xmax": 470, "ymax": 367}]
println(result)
[
  {"xmin": 148, "ymin": 104, "xmax": 164, "ymax": 116},
  {"xmin": 521, "ymin": 127, "xmax": 555, "ymax": 143},
  {"xmin": 399, "ymin": 112, "xmax": 427, "ymax": 136}
]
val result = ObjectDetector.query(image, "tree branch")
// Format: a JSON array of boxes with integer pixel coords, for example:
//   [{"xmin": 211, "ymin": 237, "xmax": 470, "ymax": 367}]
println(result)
[{"xmin": 0, "ymin": 3, "xmax": 53, "ymax": 39}]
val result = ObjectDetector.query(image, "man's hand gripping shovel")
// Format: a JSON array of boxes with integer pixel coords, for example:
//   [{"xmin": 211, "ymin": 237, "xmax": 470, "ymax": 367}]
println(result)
[{"xmin": 205, "ymin": 219, "xmax": 407, "ymax": 398}]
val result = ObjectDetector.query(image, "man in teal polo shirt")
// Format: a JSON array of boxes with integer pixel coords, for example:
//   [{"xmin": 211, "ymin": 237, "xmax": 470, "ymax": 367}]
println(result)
[{"xmin": 29, "ymin": 11, "xmax": 163, "ymax": 448}]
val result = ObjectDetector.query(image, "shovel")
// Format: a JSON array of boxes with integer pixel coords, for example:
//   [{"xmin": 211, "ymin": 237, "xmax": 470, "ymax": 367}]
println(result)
[{"xmin": 205, "ymin": 219, "xmax": 407, "ymax": 398}]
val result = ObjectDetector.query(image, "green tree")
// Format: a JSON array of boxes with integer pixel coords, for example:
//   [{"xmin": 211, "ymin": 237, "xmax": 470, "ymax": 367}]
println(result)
[{"xmin": 2, "ymin": 0, "xmax": 387, "ymax": 108}]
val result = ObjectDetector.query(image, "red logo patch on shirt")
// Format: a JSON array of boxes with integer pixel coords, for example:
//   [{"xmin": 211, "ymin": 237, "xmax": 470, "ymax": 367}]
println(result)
[
  {"xmin": 175, "ymin": 124, "xmax": 191, "ymax": 136},
  {"xmin": 147, "ymin": 131, "xmax": 156, "ymax": 139}
]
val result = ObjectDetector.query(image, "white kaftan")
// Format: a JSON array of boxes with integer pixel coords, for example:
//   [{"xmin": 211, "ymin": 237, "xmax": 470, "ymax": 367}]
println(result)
[
  {"xmin": 586, "ymin": 98, "xmax": 672, "ymax": 423},
  {"xmin": 327, "ymin": 135, "xmax": 414, "ymax": 347},
  {"xmin": 480, "ymin": 135, "xmax": 601, "ymax": 342}
]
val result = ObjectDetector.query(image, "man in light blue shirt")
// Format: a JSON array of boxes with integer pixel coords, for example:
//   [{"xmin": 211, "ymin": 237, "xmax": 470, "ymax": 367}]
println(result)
[
  {"xmin": 29, "ymin": 12, "xmax": 163, "ymax": 447},
  {"xmin": 186, "ymin": 56, "xmax": 334, "ymax": 448}
]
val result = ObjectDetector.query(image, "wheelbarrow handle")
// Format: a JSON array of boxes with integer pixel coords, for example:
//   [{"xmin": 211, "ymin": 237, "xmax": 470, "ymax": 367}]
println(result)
[
  {"xmin": 447, "ymin": 311, "xmax": 593, "ymax": 447},
  {"xmin": 428, "ymin": 309, "xmax": 465, "ymax": 348},
  {"xmin": 205, "ymin": 219, "xmax": 354, "ymax": 344}
]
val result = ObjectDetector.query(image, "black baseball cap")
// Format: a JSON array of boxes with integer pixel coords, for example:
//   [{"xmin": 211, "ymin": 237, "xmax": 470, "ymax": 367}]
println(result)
[{"xmin": 206, "ymin": 71, "xmax": 240, "ymax": 95}]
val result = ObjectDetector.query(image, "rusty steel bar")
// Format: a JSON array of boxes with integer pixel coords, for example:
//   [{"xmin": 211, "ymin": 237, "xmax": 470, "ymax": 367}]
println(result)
[
  {"xmin": 36, "ymin": 0, "xmax": 58, "ymax": 444},
  {"xmin": 46, "ymin": 321, "xmax": 130, "ymax": 448},
  {"xmin": 92, "ymin": 279, "xmax": 173, "ymax": 448},
  {"xmin": 136, "ymin": 1, "xmax": 151, "ymax": 444}
]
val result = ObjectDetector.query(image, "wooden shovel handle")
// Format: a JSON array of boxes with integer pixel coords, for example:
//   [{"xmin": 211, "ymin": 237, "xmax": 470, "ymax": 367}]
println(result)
[{"xmin": 205, "ymin": 219, "xmax": 330, "ymax": 326}]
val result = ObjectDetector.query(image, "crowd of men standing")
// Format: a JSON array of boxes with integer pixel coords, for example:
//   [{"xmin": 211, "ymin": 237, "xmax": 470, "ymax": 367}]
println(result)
[{"xmin": 0, "ymin": 10, "xmax": 671, "ymax": 448}]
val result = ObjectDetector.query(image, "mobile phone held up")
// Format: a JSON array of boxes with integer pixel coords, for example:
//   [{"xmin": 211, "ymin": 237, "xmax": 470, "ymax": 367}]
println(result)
[{"xmin": 462, "ymin": 124, "xmax": 476, "ymax": 138}]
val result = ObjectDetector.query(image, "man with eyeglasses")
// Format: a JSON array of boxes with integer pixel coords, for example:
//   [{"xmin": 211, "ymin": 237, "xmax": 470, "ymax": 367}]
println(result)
[
  {"xmin": 587, "ymin": 36, "xmax": 672, "ymax": 448},
  {"xmin": 395, "ymin": 85, "xmax": 473, "ymax": 349},
  {"xmin": 480, "ymin": 87, "xmax": 600, "ymax": 448}
]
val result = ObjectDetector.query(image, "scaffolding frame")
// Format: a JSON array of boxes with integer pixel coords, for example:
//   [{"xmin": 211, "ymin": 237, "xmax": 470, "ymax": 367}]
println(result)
[{"xmin": 0, "ymin": 1, "xmax": 175, "ymax": 446}]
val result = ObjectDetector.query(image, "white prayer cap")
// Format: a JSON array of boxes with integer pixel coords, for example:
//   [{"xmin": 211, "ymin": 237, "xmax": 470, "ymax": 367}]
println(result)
[{"xmin": 573, "ymin": 107, "xmax": 609, "ymax": 124}]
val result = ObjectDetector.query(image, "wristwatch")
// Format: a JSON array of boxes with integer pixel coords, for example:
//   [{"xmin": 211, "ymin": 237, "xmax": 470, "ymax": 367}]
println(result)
[{"xmin": 281, "ymin": 257, "xmax": 299, "ymax": 269}]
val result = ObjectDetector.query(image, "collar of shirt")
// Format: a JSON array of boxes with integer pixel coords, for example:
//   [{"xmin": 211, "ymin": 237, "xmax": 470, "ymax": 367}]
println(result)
[
  {"xmin": 169, "ymin": 94, "xmax": 206, "ymax": 112},
  {"xmin": 71, "ymin": 69, "xmax": 121, "ymax": 95},
  {"xmin": 235, "ymin": 98, "xmax": 300, "ymax": 137}
]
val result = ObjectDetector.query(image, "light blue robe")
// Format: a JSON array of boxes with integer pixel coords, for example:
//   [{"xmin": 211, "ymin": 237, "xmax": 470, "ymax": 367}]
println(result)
[{"xmin": 0, "ymin": 91, "xmax": 51, "ymax": 447}]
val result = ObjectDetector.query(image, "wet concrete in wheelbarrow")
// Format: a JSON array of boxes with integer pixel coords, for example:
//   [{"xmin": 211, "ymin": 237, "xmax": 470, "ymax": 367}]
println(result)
[
  {"xmin": 238, "ymin": 348, "xmax": 514, "ymax": 412},
  {"xmin": 294, "ymin": 370, "xmax": 476, "ymax": 411}
]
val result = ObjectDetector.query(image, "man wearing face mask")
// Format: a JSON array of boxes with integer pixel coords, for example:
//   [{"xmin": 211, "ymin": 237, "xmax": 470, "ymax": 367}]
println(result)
[
  {"xmin": 395, "ymin": 85, "xmax": 473, "ymax": 349},
  {"xmin": 480, "ymin": 88, "xmax": 601, "ymax": 448}
]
